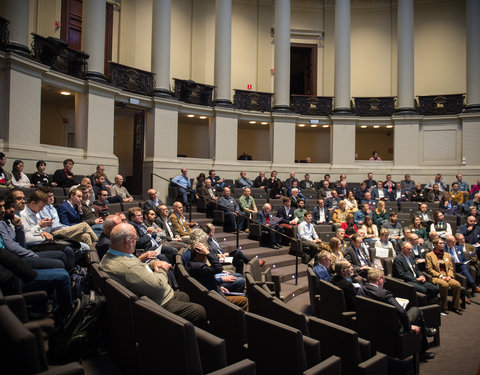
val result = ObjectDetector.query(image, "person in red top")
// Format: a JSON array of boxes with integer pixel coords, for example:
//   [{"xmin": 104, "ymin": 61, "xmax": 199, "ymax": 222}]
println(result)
[{"xmin": 341, "ymin": 213, "xmax": 358, "ymax": 238}]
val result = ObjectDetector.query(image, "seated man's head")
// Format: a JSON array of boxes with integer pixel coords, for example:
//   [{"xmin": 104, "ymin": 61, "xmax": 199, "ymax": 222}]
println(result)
[
  {"xmin": 205, "ymin": 178, "xmax": 212, "ymax": 188},
  {"xmin": 156, "ymin": 204, "xmax": 169, "ymax": 218},
  {"xmin": 223, "ymin": 187, "xmax": 231, "ymax": 197},
  {"xmin": 114, "ymin": 175, "xmax": 124, "ymax": 186},
  {"xmin": 96, "ymin": 189, "xmax": 109, "ymax": 204},
  {"xmin": 263, "ymin": 203, "xmax": 272, "ymax": 214},
  {"xmin": 364, "ymin": 192, "xmax": 371, "ymax": 200},
  {"xmin": 297, "ymin": 199, "xmax": 305, "ymax": 209},
  {"xmin": 173, "ymin": 201, "xmax": 184, "ymax": 215},
  {"xmin": 367, "ymin": 268, "xmax": 384, "ymax": 287},
  {"xmin": 315, "ymin": 251, "xmax": 331, "ymax": 268},
  {"xmin": 94, "ymin": 173, "xmax": 106, "ymax": 186},
  {"xmin": 335, "ymin": 259, "xmax": 353, "ymax": 278},
  {"xmin": 147, "ymin": 189, "xmax": 157, "ymax": 200},
  {"xmin": 110, "ymin": 223, "xmax": 137, "ymax": 253},
  {"xmin": 243, "ymin": 187, "xmax": 251, "ymax": 197},
  {"xmin": 63, "ymin": 158, "xmax": 74, "ymax": 170},
  {"xmin": 144, "ymin": 209, "xmax": 156, "ymax": 224},
  {"xmin": 103, "ymin": 214, "xmax": 123, "ymax": 236},
  {"xmin": 127, "ymin": 207, "xmax": 143, "ymax": 224}
]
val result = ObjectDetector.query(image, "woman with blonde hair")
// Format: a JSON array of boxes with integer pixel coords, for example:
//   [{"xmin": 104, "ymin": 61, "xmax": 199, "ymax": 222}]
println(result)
[
  {"xmin": 373, "ymin": 200, "xmax": 388, "ymax": 228},
  {"xmin": 360, "ymin": 215, "xmax": 379, "ymax": 242},
  {"xmin": 328, "ymin": 237, "xmax": 344, "ymax": 271},
  {"xmin": 373, "ymin": 228, "xmax": 394, "ymax": 257}
]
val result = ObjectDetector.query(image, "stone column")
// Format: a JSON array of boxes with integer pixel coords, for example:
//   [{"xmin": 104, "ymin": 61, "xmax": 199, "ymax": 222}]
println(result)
[
  {"xmin": 82, "ymin": 0, "xmax": 106, "ymax": 81},
  {"xmin": 397, "ymin": 0, "xmax": 415, "ymax": 113},
  {"xmin": 151, "ymin": 0, "xmax": 172, "ymax": 97},
  {"xmin": 214, "ymin": 0, "xmax": 232, "ymax": 105},
  {"xmin": 273, "ymin": 0, "xmax": 291, "ymax": 111},
  {"xmin": 334, "ymin": 0, "xmax": 351, "ymax": 114},
  {"xmin": 465, "ymin": 0, "xmax": 480, "ymax": 112},
  {"xmin": 0, "ymin": 0, "xmax": 30, "ymax": 55}
]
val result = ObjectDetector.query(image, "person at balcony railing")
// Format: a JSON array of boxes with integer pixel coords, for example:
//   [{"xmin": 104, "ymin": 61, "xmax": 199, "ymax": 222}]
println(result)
[
  {"xmin": 284, "ymin": 172, "xmax": 298, "ymax": 190},
  {"xmin": 253, "ymin": 171, "xmax": 267, "ymax": 189},
  {"xmin": 208, "ymin": 169, "xmax": 225, "ymax": 191},
  {"xmin": 410, "ymin": 183, "xmax": 426, "ymax": 202},
  {"xmin": 30, "ymin": 160, "xmax": 57, "ymax": 187},
  {"xmin": 172, "ymin": 168, "xmax": 196, "ymax": 207},
  {"xmin": 237, "ymin": 151, "xmax": 252, "ymax": 160},
  {"xmin": 368, "ymin": 151, "xmax": 382, "ymax": 161},
  {"xmin": 237, "ymin": 171, "xmax": 253, "ymax": 189},
  {"xmin": 364, "ymin": 172, "xmax": 377, "ymax": 190},
  {"xmin": 11, "ymin": 160, "xmax": 33, "ymax": 189},
  {"xmin": 110, "ymin": 175, "xmax": 133, "ymax": 202},
  {"xmin": 218, "ymin": 187, "xmax": 245, "ymax": 233},
  {"xmin": 300, "ymin": 173, "xmax": 315, "ymax": 190},
  {"xmin": 401, "ymin": 174, "xmax": 415, "ymax": 192},
  {"xmin": 0, "ymin": 152, "xmax": 13, "ymax": 188},
  {"xmin": 53, "ymin": 159, "xmax": 75, "ymax": 188},
  {"xmin": 266, "ymin": 170, "xmax": 281, "ymax": 189},
  {"xmin": 319, "ymin": 180, "xmax": 332, "ymax": 199},
  {"xmin": 425, "ymin": 173, "xmax": 447, "ymax": 192}
]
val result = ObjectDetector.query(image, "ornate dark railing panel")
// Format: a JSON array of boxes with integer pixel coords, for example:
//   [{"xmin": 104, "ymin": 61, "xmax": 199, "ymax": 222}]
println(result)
[
  {"xmin": 0, "ymin": 17, "xmax": 9, "ymax": 52},
  {"xmin": 233, "ymin": 89, "xmax": 272, "ymax": 112},
  {"xmin": 173, "ymin": 78, "xmax": 214, "ymax": 106},
  {"xmin": 291, "ymin": 95, "xmax": 333, "ymax": 115},
  {"xmin": 417, "ymin": 94, "xmax": 464, "ymax": 115},
  {"xmin": 31, "ymin": 34, "xmax": 88, "ymax": 79},
  {"xmin": 353, "ymin": 97, "xmax": 395, "ymax": 116},
  {"xmin": 107, "ymin": 62, "xmax": 154, "ymax": 96}
]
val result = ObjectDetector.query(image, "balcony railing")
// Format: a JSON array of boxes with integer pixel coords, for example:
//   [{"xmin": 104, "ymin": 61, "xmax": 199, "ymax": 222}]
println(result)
[
  {"xmin": 31, "ymin": 34, "xmax": 88, "ymax": 79},
  {"xmin": 417, "ymin": 94, "xmax": 464, "ymax": 115},
  {"xmin": 0, "ymin": 16, "xmax": 9, "ymax": 52},
  {"xmin": 353, "ymin": 97, "xmax": 396, "ymax": 116},
  {"xmin": 234, "ymin": 89, "xmax": 273, "ymax": 112},
  {"xmin": 291, "ymin": 95, "xmax": 333, "ymax": 115},
  {"xmin": 107, "ymin": 61, "xmax": 154, "ymax": 96},
  {"xmin": 173, "ymin": 78, "xmax": 214, "ymax": 106}
]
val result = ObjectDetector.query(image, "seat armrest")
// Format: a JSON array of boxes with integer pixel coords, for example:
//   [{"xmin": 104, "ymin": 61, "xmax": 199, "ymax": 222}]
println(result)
[
  {"xmin": 455, "ymin": 273, "xmax": 467, "ymax": 288},
  {"xmin": 418, "ymin": 304, "xmax": 441, "ymax": 328},
  {"xmin": 357, "ymin": 352, "xmax": 388, "ymax": 375},
  {"xmin": 208, "ymin": 359, "xmax": 256, "ymax": 375},
  {"xmin": 4, "ymin": 295, "xmax": 28, "ymax": 323},
  {"xmin": 341, "ymin": 311, "xmax": 356, "ymax": 330},
  {"xmin": 302, "ymin": 355, "xmax": 341, "ymax": 375},
  {"xmin": 303, "ymin": 335, "xmax": 322, "ymax": 369},
  {"xmin": 194, "ymin": 327, "xmax": 228, "ymax": 373},
  {"xmin": 358, "ymin": 337, "xmax": 372, "ymax": 361}
]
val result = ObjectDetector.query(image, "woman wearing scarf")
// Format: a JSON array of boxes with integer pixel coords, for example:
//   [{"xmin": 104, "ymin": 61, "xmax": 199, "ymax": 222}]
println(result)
[{"xmin": 425, "ymin": 238, "xmax": 462, "ymax": 315}]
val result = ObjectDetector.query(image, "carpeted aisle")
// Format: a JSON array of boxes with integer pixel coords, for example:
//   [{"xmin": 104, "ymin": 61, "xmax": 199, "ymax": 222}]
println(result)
[{"xmin": 420, "ymin": 297, "xmax": 480, "ymax": 375}]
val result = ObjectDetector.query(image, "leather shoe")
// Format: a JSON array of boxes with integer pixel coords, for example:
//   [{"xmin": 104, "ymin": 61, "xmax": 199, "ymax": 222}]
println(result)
[
  {"xmin": 465, "ymin": 297, "xmax": 471, "ymax": 305},
  {"xmin": 258, "ymin": 259, "xmax": 266, "ymax": 267},
  {"xmin": 272, "ymin": 244, "xmax": 281, "ymax": 249},
  {"xmin": 473, "ymin": 286, "xmax": 480, "ymax": 293},
  {"xmin": 452, "ymin": 308, "xmax": 463, "ymax": 315},
  {"xmin": 420, "ymin": 352, "xmax": 435, "ymax": 360},
  {"xmin": 441, "ymin": 309, "xmax": 449, "ymax": 315},
  {"xmin": 425, "ymin": 328, "xmax": 437, "ymax": 337}
]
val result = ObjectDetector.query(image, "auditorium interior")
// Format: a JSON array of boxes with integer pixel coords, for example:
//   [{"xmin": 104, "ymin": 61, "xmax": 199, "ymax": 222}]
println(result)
[{"xmin": 1, "ymin": 0, "xmax": 480, "ymax": 374}]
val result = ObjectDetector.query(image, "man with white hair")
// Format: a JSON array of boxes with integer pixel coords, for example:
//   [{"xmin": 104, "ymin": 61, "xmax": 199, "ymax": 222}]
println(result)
[
  {"xmin": 110, "ymin": 175, "xmax": 133, "ymax": 202},
  {"xmin": 99, "ymin": 223, "xmax": 206, "ymax": 326},
  {"xmin": 143, "ymin": 189, "xmax": 162, "ymax": 211}
]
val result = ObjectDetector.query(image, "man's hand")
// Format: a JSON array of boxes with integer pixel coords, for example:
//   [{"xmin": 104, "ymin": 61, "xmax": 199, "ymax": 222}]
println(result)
[
  {"xmin": 146, "ymin": 227, "xmax": 155, "ymax": 234},
  {"xmin": 194, "ymin": 242, "xmax": 209, "ymax": 255},
  {"xmin": 40, "ymin": 232, "xmax": 53, "ymax": 241},
  {"xmin": 138, "ymin": 251, "xmax": 158, "ymax": 262},
  {"xmin": 416, "ymin": 276, "xmax": 426, "ymax": 283},
  {"xmin": 153, "ymin": 260, "xmax": 172, "ymax": 273},
  {"xmin": 38, "ymin": 218, "xmax": 53, "ymax": 228},
  {"xmin": 411, "ymin": 325, "xmax": 421, "ymax": 334},
  {"xmin": 95, "ymin": 218, "xmax": 104, "ymax": 224},
  {"xmin": 220, "ymin": 286, "xmax": 230, "ymax": 294},
  {"xmin": 221, "ymin": 275, "xmax": 237, "ymax": 282},
  {"xmin": 12, "ymin": 216, "xmax": 23, "ymax": 228}
]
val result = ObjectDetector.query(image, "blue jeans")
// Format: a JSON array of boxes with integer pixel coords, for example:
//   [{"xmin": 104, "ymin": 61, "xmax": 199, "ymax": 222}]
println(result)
[
  {"xmin": 22, "ymin": 268, "xmax": 72, "ymax": 323},
  {"xmin": 91, "ymin": 224, "xmax": 104, "ymax": 237},
  {"xmin": 220, "ymin": 273, "xmax": 246, "ymax": 293},
  {"xmin": 178, "ymin": 187, "xmax": 196, "ymax": 205}
]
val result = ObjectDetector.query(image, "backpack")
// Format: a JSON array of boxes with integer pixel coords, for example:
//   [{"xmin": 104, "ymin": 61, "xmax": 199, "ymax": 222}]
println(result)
[
  {"xmin": 70, "ymin": 265, "xmax": 90, "ymax": 300},
  {"xmin": 47, "ymin": 290, "xmax": 106, "ymax": 364}
]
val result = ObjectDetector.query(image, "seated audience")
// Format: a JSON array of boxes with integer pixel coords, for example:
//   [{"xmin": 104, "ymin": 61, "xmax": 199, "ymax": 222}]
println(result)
[
  {"xmin": 237, "ymin": 170, "xmax": 254, "ymax": 189},
  {"xmin": 374, "ymin": 228, "xmax": 395, "ymax": 257},
  {"xmin": 218, "ymin": 187, "xmax": 245, "ymax": 232},
  {"xmin": 407, "ymin": 233, "xmax": 428, "ymax": 266},
  {"xmin": 458, "ymin": 215, "xmax": 480, "ymax": 245},
  {"xmin": 319, "ymin": 180, "xmax": 332, "ymax": 199},
  {"xmin": 96, "ymin": 214, "xmax": 123, "ymax": 259},
  {"xmin": 53, "ymin": 158, "xmax": 75, "ymax": 188},
  {"xmin": 143, "ymin": 189, "xmax": 163, "ymax": 211},
  {"xmin": 312, "ymin": 198, "xmax": 329, "ymax": 224},
  {"xmin": 358, "ymin": 268, "xmax": 436, "ymax": 360},
  {"xmin": 289, "ymin": 186, "xmax": 305, "ymax": 207},
  {"xmin": 195, "ymin": 173, "xmax": 206, "ymax": 190},
  {"xmin": 93, "ymin": 173, "xmax": 122, "ymax": 203},
  {"xmin": 354, "ymin": 203, "xmax": 370, "ymax": 226},
  {"xmin": 328, "ymin": 237, "xmax": 344, "ymax": 270},
  {"xmin": 390, "ymin": 182, "xmax": 408, "ymax": 203},
  {"xmin": 11, "ymin": 160, "xmax": 32, "ymax": 188},
  {"xmin": 383, "ymin": 174, "xmax": 395, "ymax": 193},
  {"xmin": 90, "ymin": 165, "xmax": 113, "ymax": 188},
  {"xmin": 409, "ymin": 216, "xmax": 427, "ymax": 242},
  {"xmin": 0, "ymin": 152, "xmax": 13, "ymax": 188},
  {"xmin": 410, "ymin": 183, "xmax": 426, "ymax": 202},
  {"xmin": 331, "ymin": 260, "xmax": 357, "ymax": 311},
  {"xmin": 313, "ymin": 251, "xmax": 332, "ymax": 282},
  {"xmin": 343, "ymin": 190, "xmax": 358, "ymax": 212},
  {"xmin": 425, "ymin": 173, "xmax": 447, "ymax": 192},
  {"xmin": 393, "ymin": 241, "xmax": 439, "ymax": 304},
  {"xmin": 284, "ymin": 171, "xmax": 298, "ymax": 190},
  {"xmin": 426, "ymin": 184, "xmax": 442, "ymax": 204},
  {"xmin": 110, "ymin": 175, "xmax": 133, "ymax": 202},
  {"xmin": 440, "ymin": 191, "xmax": 459, "ymax": 215},
  {"xmin": 196, "ymin": 178, "xmax": 218, "ymax": 217},
  {"xmin": 297, "ymin": 211, "xmax": 322, "ymax": 261},
  {"xmin": 78, "ymin": 186, "xmax": 104, "ymax": 237},
  {"xmin": 30, "ymin": 160, "xmax": 56, "ymax": 186},
  {"xmin": 341, "ymin": 213, "xmax": 357, "ymax": 239},
  {"xmin": 269, "ymin": 179, "xmax": 284, "ymax": 200},
  {"xmin": 344, "ymin": 234, "xmax": 373, "ymax": 278},
  {"xmin": 93, "ymin": 189, "xmax": 110, "ymax": 218},
  {"xmin": 99, "ymin": 223, "xmax": 206, "ymax": 326},
  {"xmin": 331, "ymin": 200, "xmax": 349, "ymax": 227},
  {"xmin": 364, "ymin": 172, "xmax": 377, "ymax": 190},
  {"xmin": 154, "ymin": 204, "xmax": 189, "ymax": 249},
  {"xmin": 238, "ymin": 187, "xmax": 257, "ymax": 228},
  {"xmin": 300, "ymin": 173, "xmax": 314, "ymax": 190},
  {"xmin": 382, "ymin": 211, "xmax": 402, "ymax": 245},
  {"xmin": 208, "ymin": 169, "xmax": 225, "ymax": 190},
  {"xmin": 360, "ymin": 215, "xmax": 378, "ymax": 242},
  {"xmin": 266, "ymin": 170, "xmax": 281, "ymax": 189},
  {"xmin": 449, "ymin": 182, "xmax": 464, "ymax": 206},
  {"xmin": 355, "ymin": 181, "xmax": 368, "ymax": 203},
  {"xmin": 361, "ymin": 191, "xmax": 377, "ymax": 212},
  {"xmin": 371, "ymin": 180, "xmax": 388, "ymax": 201},
  {"xmin": 277, "ymin": 197, "xmax": 297, "ymax": 237},
  {"xmin": 456, "ymin": 233, "xmax": 480, "ymax": 288},
  {"xmin": 256, "ymin": 203, "xmax": 282, "ymax": 249},
  {"xmin": 430, "ymin": 210, "xmax": 452, "ymax": 239},
  {"xmin": 401, "ymin": 174, "xmax": 415, "ymax": 191},
  {"xmin": 253, "ymin": 171, "xmax": 267, "ymax": 189},
  {"xmin": 415, "ymin": 203, "xmax": 434, "ymax": 229},
  {"xmin": 169, "ymin": 201, "xmax": 196, "ymax": 242},
  {"xmin": 293, "ymin": 200, "xmax": 307, "ymax": 223},
  {"xmin": 424, "ymin": 231, "xmax": 439, "ymax": 252},
  {"xmin": 336, "ymin": 180, "xmax": 349, "ymax": 200},
  {"xmin": 172, "ymin": 168, "xmax": 196, "ymax": 206},
  {"xmin": 426, "ymin": 238, "xmax": 462, "ymax": 315}
]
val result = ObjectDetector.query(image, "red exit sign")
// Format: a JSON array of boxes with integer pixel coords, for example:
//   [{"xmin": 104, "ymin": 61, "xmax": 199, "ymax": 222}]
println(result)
[{"xmin": 247, "ymin": 84, "xmax": 252, "ymax": 90}]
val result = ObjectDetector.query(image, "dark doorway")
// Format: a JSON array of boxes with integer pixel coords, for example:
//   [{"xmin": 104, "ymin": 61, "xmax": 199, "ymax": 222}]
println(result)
[{"xmin": 290, "ymin": 44, "xmax": 317, "ymax": 96}]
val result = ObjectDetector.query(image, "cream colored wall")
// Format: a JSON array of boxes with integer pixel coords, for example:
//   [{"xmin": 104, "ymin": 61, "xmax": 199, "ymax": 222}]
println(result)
[
  {"xmin": 294, "ymin": 127, "xmax": 330, "ymax": 163},
  {"xmin": 414, "ymin": 1, "xmax": 466, "ymax": 95},
  {"xmin": 114, "ymin": 116, "xmax": 134, "ymax": 177},
  {"xmin": 171, "ymin": 0, "xmax": 193, "ymax": 83},
  {"xmin": 40, "ymin": 103, "xmax": 75, "ymax": 147},
  {"xmin": 191, "ymin": 0, "xmax": 215, "ymax": 84},
  {"xmin": 29, "ymin": 0, "xmax": 62, "ymax": 42},
  {"xmin": 237, "ymin": 125, "xmax": 271, "ymax": 161},
  {"xmin": 351, "ymin": 6, "xmax": 394, "ymax": 97},
  {"xmin": 177, "ymin": 121, "xmax": 210, "ymax": 158}
]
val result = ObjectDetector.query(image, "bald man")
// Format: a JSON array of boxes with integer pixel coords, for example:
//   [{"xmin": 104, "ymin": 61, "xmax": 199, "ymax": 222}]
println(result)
[
  {"xmin": 99, "ymin": 223, "xmax": 205, "ymax": 326},
  {"xmin": 143, "ymin": 189, "xmax": 163, "ymax": 211}
]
